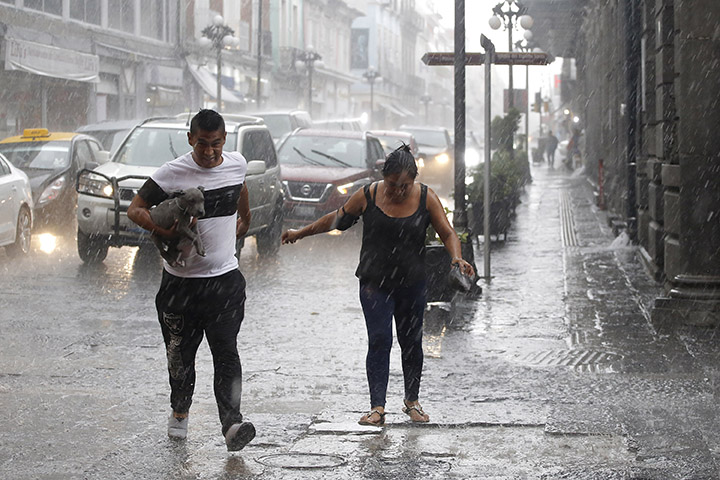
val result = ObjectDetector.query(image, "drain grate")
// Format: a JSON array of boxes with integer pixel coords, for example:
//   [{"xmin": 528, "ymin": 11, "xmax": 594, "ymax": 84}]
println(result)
[
  {"xmin": 559, "ymin": 191, "xmax": 578, "ymax": 247},
  {"xmin": 516, "ymin": 349, "xmax": 623, "ymax": 368},
  {"xmin": 256, "ymin": 453, "xmax": 347, "ymax": 469}
]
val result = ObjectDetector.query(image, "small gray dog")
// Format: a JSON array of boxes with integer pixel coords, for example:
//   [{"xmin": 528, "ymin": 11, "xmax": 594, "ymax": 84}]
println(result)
[{"xmin": 149, "ymin": 186, "xmax": 206, "ymax": 267}]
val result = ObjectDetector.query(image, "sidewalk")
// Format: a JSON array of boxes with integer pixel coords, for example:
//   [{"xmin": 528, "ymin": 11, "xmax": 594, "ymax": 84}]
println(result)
[{"xmin": 79, "ymin": 162, "xmax": 720, "ymax": 479}]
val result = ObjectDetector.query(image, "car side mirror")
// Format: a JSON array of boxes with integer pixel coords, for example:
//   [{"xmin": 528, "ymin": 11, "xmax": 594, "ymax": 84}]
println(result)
[
  {"xmin": 95, "ymin": 150, "xmax": 110, "ymax": 164},
  {"xmin": 374, "ymin": 159, "xmax": 385, "ymax": 170},
  {"xmin": 247, "ymin": 160, "xmax": 267, "ymax": 175},
  {"xmin": 84, "ymin": 161, "xmax": 99, "ymax": 170}
]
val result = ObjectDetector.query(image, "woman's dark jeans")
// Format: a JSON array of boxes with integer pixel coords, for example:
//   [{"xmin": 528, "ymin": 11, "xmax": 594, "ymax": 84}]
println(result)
[{"xmin": 359, "ymin": 280, "xmax": 426, "ymax": 408}]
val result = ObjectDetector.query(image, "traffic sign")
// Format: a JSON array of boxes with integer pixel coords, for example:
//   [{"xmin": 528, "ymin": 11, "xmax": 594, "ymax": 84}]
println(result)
[
  {"xmin": 422, "ymin": 51, "xmax": 549, "ymax": 66},
  {"xmin": 421, "ymin": 52, "xmax": 485, "ymax": 66}
]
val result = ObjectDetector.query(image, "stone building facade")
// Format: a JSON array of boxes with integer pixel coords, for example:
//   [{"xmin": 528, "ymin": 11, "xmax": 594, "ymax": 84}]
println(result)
[{"xmin": 556, "ymin": 0, "xmax": 720, "ymax": 325}]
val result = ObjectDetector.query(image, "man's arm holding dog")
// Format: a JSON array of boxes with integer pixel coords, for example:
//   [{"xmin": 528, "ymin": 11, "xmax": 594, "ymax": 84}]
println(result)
[
  {"xmin": 236, "ymin": 183, "xmax": 251, "ymax": 238},
  {"xmin": 127, "ymin": 194, "xmax": 179, "ymax": 238}
]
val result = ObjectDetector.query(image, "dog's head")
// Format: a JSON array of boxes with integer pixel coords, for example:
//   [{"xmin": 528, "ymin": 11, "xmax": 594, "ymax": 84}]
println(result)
[{"xmin": 176, "ymin": 186, "xmax": 205, "ymax": 217}]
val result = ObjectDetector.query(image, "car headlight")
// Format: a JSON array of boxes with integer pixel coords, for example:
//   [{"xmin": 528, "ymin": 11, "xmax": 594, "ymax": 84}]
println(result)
[
  {"xmin": 77, "ymin": 171, "xmax": 114, "ymax": 198},
  {"xmin": 336, "ymin": 182, "xmax": 354, "ymax": 195},
  {"xmin": 435, "ymin": 153, "xmax": 450, "ymax": 164},
  {"xmin": 417, "ymin": 157, "xmax": 425, "ymax": 169},
  {"xmin": 38, "ymin": 176, "xmax": 66, "ymax": 205}
]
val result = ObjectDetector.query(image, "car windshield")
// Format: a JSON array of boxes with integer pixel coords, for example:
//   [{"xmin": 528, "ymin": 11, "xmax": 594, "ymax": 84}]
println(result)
[
  {"xmin": 278, "ymin": 136, "xmax": 366, "ymax": 168},
  {"xmin": 403, "ymin": 129, "xmax": 448, "ymax": 148},
  {"xmin": 0, "ymin": 141, "xmax": 70, "ymax": 170},
  {"xmin": 256, "ymin": 115, "xmax": 291, "ymax": 140},
  {"xmin": 114, "ymin": 126, "xmax": 237, "ymax": 167}
]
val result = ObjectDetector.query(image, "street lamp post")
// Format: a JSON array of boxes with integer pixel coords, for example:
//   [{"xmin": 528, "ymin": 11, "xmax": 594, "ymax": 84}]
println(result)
[
  {"xmin": 199, "ymin": 15, "xmax": 239, "ymax": 112},
  {"xmin": 488, "ymin": 1, "xmax": 533, "ymax": 112},
  {"xmin": 515, "ymin": 33, "xmax": 537, "ymax": 161},
  {"xmin": 362, "ymin": 66, "xmax": 380, "ymax": 128},
  {"xmin": 295, "ymin": 47, "xmax": 323, "ymax": 117},
  {"xmin": 420, "ymin": 93, "xmax": 431, "ymax": 124}
]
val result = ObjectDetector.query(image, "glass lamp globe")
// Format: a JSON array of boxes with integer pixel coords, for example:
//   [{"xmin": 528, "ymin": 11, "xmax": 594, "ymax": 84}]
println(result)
[
  {"xmin": 519, "ymin": 15, "xmax": 534, "ymax": 30},
  {"xmin": 488, "ymin": 16, "xmax": 502, "ymax": 30}
]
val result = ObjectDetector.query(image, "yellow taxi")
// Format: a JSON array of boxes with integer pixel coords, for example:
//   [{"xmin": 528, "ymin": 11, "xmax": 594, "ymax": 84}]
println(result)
[{"xmin": 0, "ymin": 128, "xmax": 107, "ymax": 230}]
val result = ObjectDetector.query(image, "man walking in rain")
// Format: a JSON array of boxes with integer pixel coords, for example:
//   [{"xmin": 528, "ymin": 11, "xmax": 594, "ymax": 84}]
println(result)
[
  {"xmin": 546, "ymin": 130, "xmax": 559, "ymax": 168},
  {"xmin": 127, "ymin": 109, "xmax": 255, "ymax": 451}
]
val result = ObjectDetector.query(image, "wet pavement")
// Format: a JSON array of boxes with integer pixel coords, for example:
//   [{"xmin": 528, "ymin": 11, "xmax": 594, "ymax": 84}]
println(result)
[{"xmin": 1, "ymin": 163, "xmax": 720, "ymax": 479}]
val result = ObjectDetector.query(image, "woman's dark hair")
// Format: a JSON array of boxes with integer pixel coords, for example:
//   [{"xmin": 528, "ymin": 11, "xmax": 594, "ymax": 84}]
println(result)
[
  {"xmin": 190, "ymin": 109, "xmax": 225, "ymax": 135},
  {"xmin": 382, "ymin": 143, "xmax": 418, "ymax": 179}
]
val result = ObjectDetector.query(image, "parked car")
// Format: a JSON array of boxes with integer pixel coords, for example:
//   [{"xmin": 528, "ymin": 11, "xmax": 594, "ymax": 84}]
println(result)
[
  {"xmin": 367, "ymin": 130, "xmax": 419, "ymax": 156},
  {"xmin": 0, "ymin": 129, "xmax": 107, "ymax": 230},
  {"xmin": 277, "ymin": 129, "xmax": 385, "ymax": 224},
  {"xmin": 75, "ymin": 114, "xmax": 284, "ymax": 263},
  {"xmin": 0, "ymin": 152, "xmax": 33, "ymax": 256},
  {"xmin": 243, "ymin": 110, "xmax": 312, "ymax": 145},
  {"xmin": 75, "ymin": 119, "xmax": 141, "ymax": 155},
  {"xmin": 398, "ymin": 125, "xmax": 454, "ymax": 190},
  {"xmin": 312, "ymin": 118, "xmax": 363, "ymax": 132}
]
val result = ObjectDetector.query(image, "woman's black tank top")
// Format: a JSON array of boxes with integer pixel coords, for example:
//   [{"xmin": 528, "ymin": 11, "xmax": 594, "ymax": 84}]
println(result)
[{"xmin": 355, "ymin": 183, "xmax": 431, "ymax": 289}]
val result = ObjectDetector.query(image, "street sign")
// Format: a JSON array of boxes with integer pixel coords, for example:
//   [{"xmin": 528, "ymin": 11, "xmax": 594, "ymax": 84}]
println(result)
[
  {"xmin": 422, "ymin": 51, "xmax": 549, "ymax": 66},
  {"xmin": 421, "ymin": 52, "xmax": 486, "ymax": 66}
]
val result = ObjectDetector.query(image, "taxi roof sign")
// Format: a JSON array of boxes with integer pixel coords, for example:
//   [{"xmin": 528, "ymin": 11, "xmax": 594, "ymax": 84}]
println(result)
[{"xmin": 22, "ymin": 128, "xmax": 51, "ymax": 139}]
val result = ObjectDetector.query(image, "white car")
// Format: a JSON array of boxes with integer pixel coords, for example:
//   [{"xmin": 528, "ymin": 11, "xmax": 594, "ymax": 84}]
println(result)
[
  {"xmin": 0, "ymin": 153, "xmax": 33, "ymax": 256},
  {"xmin": 75, "ymin": 114, "xmax": 284, "ymax": 263}
]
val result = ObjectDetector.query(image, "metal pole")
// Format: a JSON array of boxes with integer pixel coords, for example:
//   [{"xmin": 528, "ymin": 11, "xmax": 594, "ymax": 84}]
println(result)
[
  {"xmin": 507, "ymin": 20, "xmax": 513, "ymax": 110},
  {"xmin": 481, "ymin": 34, "xmax": 494, "ymax": 280},
  {"xmin": 453, "ymin": 0, "xmax": 475, "ymax": 272},
  {"xmin": 308, "ymin": 64, "xmax": 313, "ymax": 116},
  {"xmin": 369, "ymin": 80, "xmax": 374, "ymax": 128},
  {"xmin": 256, "ymin": 0, "xmax": 262, "ymax": 108},
  {"xmin": 525, "ymin": 64, "xmax": 529, "ymax": 160},
  {"xmin": 216, "ymin": 47, "xmax": 222, "ymax": 112}
]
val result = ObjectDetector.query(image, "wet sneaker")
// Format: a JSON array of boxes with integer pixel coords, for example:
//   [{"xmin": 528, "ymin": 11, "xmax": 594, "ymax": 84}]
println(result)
[
  {"xmin": 168, "ymin": 414, "xmax": 188, "ymax": 439},
  {"xmin": 224, "ymin": 421, "xmax": 256, "ymax": 451}
]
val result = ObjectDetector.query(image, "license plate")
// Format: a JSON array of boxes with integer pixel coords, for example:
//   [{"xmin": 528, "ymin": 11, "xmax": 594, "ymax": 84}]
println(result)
[{"xmin": 293, "ymin": 205, "xmax": 316, "ymax": 218}]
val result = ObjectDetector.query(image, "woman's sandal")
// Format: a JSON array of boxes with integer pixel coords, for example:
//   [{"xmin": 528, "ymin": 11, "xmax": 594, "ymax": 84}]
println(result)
[
  {"xmin": 358, "ymin": 409, "xmax": 386, "ymax": 426},
  {"xmin": 402, "ymin": 401, "xmax": 430, "ymax": 423}
]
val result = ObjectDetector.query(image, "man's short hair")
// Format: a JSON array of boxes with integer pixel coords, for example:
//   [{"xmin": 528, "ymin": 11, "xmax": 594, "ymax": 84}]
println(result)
[{"xmin": 190, "ymin": 109, "xmax": 225, "ymax": 135}]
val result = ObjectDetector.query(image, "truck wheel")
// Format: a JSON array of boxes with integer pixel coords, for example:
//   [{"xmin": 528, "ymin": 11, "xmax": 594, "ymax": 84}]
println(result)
[
  {"xmin": 5, "ymin": 207, "xmax": 32, "ymax": 257},
  {"xmin": 77, "ymin": 228, "xmax": 109, "ymax": 263},
  {"xmin": 256, "ymin": 205, "xmax": 283, "ymax": 257}
]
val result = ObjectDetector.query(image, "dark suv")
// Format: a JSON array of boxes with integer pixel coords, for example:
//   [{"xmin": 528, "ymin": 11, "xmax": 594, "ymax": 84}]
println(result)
[{"xmin": 277, "ymin": 129, "xmax": 385, "ymax": 224}]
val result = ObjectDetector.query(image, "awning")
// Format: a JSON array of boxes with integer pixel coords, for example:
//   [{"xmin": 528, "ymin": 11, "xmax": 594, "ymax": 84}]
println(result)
[
  {"xmin": 186, "ymin": 62, "xmax": 244, "ymax": 104},
  {"xmin": 392, "ymin": 102, "xmax": 415, "ymax": 117},
  {"xmin": 380, "ymin": 103, "xmax": 407, "ymax": 117},
  {"xmin": 4, "ymin": 37, "xmax": 99, "ymax": 83}
]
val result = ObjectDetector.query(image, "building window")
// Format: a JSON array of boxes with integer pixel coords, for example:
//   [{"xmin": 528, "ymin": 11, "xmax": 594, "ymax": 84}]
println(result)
[
  {"xmin": 24, "ymin": 0, "xmax": 62, "ymax": 16},
  {"xmin": 70, "ymin": 0, "xmax": 101, "ymax": 25},
  {"xmin": 108, "ymin": 0, "xmax": 135, "ymax": 34},
  {"xmin": 140, "ymin": 0, "xmax": 165, "ymax": 40}
]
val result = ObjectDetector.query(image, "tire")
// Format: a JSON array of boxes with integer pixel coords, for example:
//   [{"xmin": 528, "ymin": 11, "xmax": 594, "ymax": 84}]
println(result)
[
  {"xmin": 255, "ymin": 204, "xmax": 283, "ymax": 257},
  {"xmin": 77, "ymin": 228, "xmax": 109, "ymax": 263},
  {"xmin": 5, "ymin": 207, "xmax": 32, "ymax": 257}
]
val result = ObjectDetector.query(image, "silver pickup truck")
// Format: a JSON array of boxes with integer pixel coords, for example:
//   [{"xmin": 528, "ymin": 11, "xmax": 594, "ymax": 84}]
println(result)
[{"xmin": 75, "ymin": 114, "xmax": 284, "ymax": 263}]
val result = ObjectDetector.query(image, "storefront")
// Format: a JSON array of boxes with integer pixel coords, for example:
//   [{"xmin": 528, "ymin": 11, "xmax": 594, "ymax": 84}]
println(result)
[{"xmin": 1, "ymin": 34, "xmax": 98, "ymax": 135}]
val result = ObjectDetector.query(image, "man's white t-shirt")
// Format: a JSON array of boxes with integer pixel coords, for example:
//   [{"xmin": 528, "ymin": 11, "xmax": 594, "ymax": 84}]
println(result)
[{"xmin": 148, "ymin": 151, "xmax": 247, "ymax": 278}]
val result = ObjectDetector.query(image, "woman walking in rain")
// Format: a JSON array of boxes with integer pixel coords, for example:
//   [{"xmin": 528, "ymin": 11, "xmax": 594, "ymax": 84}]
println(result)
[{"xmin": 281, "ymin": 145, "xmax": 474, "ymax": 426}]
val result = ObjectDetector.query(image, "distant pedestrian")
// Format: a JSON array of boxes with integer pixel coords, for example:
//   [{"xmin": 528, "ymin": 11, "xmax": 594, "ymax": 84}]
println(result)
[
  {"xmin": 127, "ymin": 109, "xmax": 256, "ymax": 451},
  {"xmin": 281, "ymin": 144, "xmax": 475, "ymax": 427},
  {"xmin": 546, "ymin": 130, "xmax": 559, "ymax": 167}
]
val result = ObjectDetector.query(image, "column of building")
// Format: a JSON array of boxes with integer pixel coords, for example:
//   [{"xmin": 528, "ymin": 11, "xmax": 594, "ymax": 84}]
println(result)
[{"xmin": 652, "ymin": 0, "xmax": 720, "ymax": 326}]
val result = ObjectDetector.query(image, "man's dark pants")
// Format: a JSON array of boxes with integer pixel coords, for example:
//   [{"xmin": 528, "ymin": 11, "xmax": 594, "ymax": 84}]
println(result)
[{"xmin": 156, "ymin": 269, "xmax": 246, "ymax": 435}]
